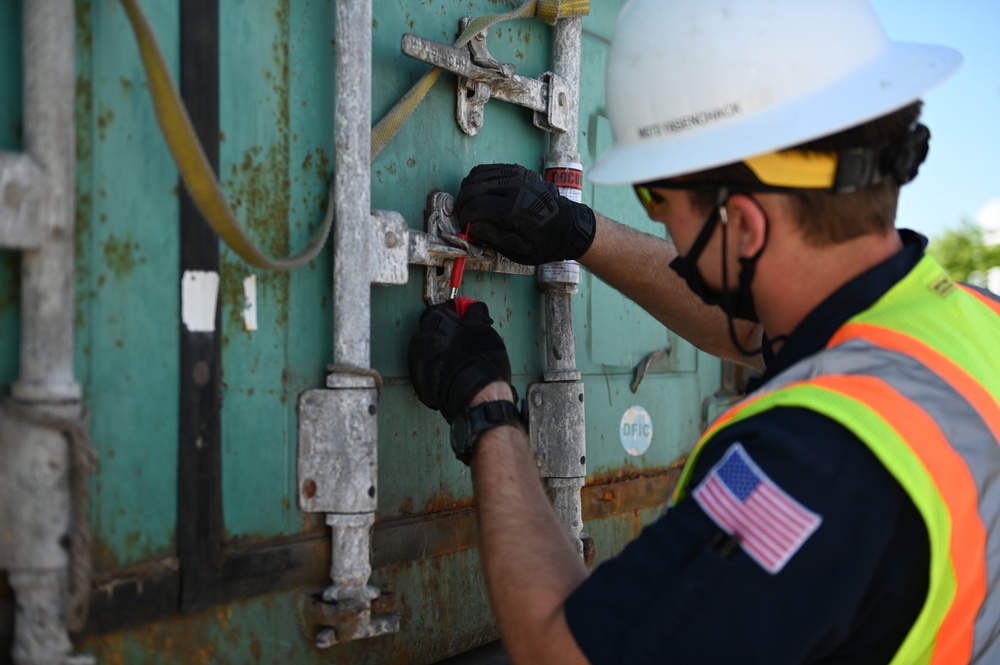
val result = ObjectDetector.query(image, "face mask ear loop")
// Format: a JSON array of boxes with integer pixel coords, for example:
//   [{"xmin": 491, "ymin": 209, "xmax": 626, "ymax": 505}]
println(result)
[
  {"xmin": 720, "ymin": 192, "xmax": 769, "ymax": 358},
  {"xmin": 676, "ymin": 186, "xmax": 728, "ymax": 273}
]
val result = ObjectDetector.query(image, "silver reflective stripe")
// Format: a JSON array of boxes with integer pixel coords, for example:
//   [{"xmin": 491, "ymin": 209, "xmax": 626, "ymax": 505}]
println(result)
[{"xmin": 760, "ymin": 339, "xmax": 1000, "ymax": 662}]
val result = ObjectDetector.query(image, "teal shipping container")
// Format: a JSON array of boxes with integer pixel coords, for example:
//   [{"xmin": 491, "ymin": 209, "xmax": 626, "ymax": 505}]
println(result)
[{"xmin": 0, "ymin": 1, "xmax": 735, "ymax": 663}]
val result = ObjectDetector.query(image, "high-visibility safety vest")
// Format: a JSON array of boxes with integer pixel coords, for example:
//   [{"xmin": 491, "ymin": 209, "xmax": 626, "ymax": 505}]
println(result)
[{"xmin": 673, "ymin": 255, "xmax": 1000, "ymax": 664}]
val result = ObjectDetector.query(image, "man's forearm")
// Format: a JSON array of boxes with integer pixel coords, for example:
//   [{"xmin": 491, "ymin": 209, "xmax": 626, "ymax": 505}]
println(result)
[
  {"xmin": 579, "ymin": 211, "xmax": 764, "ymax": 370},
  {"xmin": 469, "ymin": 384, "xmax": 589, "ymax": 664}
]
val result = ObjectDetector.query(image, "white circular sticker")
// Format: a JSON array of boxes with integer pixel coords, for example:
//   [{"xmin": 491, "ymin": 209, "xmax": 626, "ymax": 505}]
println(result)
[{"xmin": 620, "ymin": 406, "xmax": 653, "ymax": 456}]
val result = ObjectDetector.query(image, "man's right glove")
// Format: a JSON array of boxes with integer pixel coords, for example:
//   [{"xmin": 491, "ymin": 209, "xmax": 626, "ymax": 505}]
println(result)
[
  {"xmin": 455, "ymin": 163, "xmax": 597, "ymax": 266},
  {"xmin": 407, "ymin": 301, "xmax": 512, "ymax": 423}
]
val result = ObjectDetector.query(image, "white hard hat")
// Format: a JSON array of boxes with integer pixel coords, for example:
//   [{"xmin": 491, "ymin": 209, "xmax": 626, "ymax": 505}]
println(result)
[{"xmin": 588, "ymin": 0, "xmax": 962, "ymax": 186}]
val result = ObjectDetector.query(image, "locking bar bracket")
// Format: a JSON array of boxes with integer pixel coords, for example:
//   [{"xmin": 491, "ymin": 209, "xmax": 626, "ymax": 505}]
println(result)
[{"xmin": 401, "ymin": 18, "xmax": 570, "ymax": 136}]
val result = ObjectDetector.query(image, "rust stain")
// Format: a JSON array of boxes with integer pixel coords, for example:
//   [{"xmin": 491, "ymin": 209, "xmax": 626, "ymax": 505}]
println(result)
[
  {"xmin": 90, "ymin": 537, "xmax": 121, "ymax": 572},
  {"xmin": 219, "ymin": 1, "xmax": 296, "ymax": 337},
  {"xmin": 102, "ymin": 234, "xmax": 142, "ymax": 279},
  {"xmin": 587, "ymin": 456, "xmax": 688, "ymax": 487},
  {"xmin": 423, "ymin": 489, "xmax": 474, "ymax": 514},
  {"xmin": 74, "ymin": 7, "xmax": 95, "ymax": 333},
  {"xmin": 314, "ymin": 148, "xmax": 330, "ymax": 181},
  {"xmin": 75, "ymin": 0, "xmax": 93, "ymax": 50},
  {"xmin": 82, "ymin": 595, "xmax": 241, "ymax": 665},
  {"xmin": 582, "ymin": 465, "xmax": 683, "ymax": 522},
  {"xmin": 74, "ymin": 190, "xmax": 92, "ymax": 331}
]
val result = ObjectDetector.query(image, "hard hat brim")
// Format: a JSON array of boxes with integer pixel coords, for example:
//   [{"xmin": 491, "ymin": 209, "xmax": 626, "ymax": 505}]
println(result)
[{"xmin": 588, "ymin": 41, "xmax": 962, "ymax": 186}]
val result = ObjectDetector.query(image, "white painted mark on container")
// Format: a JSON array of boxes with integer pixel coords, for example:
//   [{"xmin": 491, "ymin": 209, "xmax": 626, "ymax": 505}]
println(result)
[
  {"xmin": 620, "ymin": 405, "xmax": 653, "ymax": 456},
  {"xmin": 242, "ymin": 275, "xmax": 258, "ymax": 331},
  {"xmin": 181, "ymin": 270, "xmax": 220, "ymax": 333}
]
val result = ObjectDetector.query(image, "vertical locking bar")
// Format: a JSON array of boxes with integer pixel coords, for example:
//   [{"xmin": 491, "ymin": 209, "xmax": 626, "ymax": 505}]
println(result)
[
  {"xmin": 532, "ymin": 16, "xmax": 589, "ymax": 558},
  {"xmin": 295, "ymin": 0, "xmax": 398, "ymax": 648}
]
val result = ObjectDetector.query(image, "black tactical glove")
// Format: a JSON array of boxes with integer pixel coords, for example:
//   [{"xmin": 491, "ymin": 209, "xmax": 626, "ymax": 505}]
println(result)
[
  {"xmin": 407, "ymin": 301, "xmax": 512, "ymax": 422},
  {"xmin": 455, "ymin": 163, "xmax": 596, "ymax": 265}
]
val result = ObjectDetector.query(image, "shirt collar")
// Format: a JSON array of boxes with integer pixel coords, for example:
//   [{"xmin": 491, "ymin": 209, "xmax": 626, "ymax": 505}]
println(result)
[{"xmin": 750, "ymin": 229, "xmax": 927, "ymax": 392}]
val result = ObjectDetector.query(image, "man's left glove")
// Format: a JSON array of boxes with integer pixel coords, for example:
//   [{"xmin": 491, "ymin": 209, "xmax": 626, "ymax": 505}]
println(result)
[
  {"xmin": 407, "ymin": 301, "xmax": 512, "ymax": 422},
  {"xmin": 455, "ymin": 163, "xmax": 596, "ymax": 265}
]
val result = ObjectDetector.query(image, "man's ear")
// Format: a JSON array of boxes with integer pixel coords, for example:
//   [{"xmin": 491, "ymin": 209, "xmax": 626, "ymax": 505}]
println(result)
[{"xmin": 727, "ymin": 193, "xmax": 768, "ymax": 258}]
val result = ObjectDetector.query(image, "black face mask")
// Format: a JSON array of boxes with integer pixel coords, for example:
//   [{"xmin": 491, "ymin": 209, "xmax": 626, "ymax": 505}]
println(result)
[{"xmin": 668, "ymin": 189, "xmax": 769, "ymax": 356}]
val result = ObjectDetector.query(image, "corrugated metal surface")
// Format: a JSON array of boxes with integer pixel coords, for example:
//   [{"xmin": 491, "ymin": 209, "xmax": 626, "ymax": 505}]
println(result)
[{"xmin": 0, "ymin": 1, "xmax": 723, "ymax": 663}]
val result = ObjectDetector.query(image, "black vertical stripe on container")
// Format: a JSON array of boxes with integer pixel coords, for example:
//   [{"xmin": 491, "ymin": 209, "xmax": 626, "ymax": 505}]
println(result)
[{"xmin": 177, "ymin": 0, "xmax": 223, "ymax": 614}]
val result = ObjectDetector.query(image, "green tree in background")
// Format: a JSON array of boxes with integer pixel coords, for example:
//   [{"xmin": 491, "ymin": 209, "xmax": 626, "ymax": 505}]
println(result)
[{"xmin": 928, "ymin": 219, "xmax": 1000, "ymax": 283}]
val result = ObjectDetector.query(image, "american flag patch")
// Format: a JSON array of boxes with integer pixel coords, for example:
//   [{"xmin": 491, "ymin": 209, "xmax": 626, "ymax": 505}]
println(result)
[{"xmin": 693, "ymin": 443, "xmax": 822, "ymax": 574}]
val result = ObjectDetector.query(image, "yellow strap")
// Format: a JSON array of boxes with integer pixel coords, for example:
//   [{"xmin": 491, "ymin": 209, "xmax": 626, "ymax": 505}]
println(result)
[
  {"xmin": 122, "ymin": 0, "xmax": 589, "ymax": 269},
  {"xmin": 536, "ymin": 0, "xmax": 591, "ymax": 24},
  {"xmin": 120, "ymin": 0, "xmax": 332, "ymax": 271}
]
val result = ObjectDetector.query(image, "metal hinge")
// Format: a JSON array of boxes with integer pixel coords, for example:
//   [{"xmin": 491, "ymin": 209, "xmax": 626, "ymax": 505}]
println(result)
[{"xmin": 401, "ymin": 18, "xmax": 571, "ymax": 136}]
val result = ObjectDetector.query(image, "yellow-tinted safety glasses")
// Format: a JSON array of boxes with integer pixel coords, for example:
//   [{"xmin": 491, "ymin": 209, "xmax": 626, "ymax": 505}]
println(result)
[
  {"xmin": 632, "ymin": 150, "xmax": 841, "ymax": 216},
  {"xmin": 633, "ymin": 183, "xmax": 664, "ymax": 216}
]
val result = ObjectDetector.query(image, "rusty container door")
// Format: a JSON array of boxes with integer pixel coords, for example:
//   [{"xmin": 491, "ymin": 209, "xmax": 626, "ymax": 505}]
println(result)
[{"xmin": 0, "ymin": 1, "xmax": 722, "ymax": 663}]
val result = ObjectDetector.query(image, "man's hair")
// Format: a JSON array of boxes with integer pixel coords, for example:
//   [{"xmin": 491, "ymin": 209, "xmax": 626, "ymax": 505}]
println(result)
[{"xmin": 687, "ymin": 102, "xmax": 923, "ymax": 245}]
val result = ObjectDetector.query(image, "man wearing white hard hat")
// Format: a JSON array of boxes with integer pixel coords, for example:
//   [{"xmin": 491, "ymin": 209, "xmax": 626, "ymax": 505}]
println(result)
[{"xmin": 408, "ymin": 1, "xmax": 1000, "ymax": 662}]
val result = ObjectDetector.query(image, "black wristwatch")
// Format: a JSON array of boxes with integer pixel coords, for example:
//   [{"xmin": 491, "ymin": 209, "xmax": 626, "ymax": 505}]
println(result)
[{"xmin": 450, "ymin": 400, "xmax": 523, "ymax": 466}]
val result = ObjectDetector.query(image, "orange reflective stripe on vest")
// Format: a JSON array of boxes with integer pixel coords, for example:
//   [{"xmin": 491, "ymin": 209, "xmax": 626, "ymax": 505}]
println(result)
[
  {"xmin": 830, "ymin": 323, "xmax": 1000, "ymax": 444},
  {"xmin": 958, "ymin": 283, "xmax": 1000, "ymax": 316},
  {"xmin": 807, "ymin": 374, "xmax": 984, "ymax": 665}
]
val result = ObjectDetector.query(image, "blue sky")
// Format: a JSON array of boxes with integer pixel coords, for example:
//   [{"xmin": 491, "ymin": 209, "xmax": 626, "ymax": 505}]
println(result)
[{"xmin": 869, "ymin": 0, "xmax": 1000, "ymax": 240}]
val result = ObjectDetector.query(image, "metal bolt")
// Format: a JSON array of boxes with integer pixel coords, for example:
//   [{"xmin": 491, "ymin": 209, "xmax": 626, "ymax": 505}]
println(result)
[
  {"xmin": 532, "ymin": 393, "xmax": 543, "ymax": 407},
  {"xmin": 535, "ymin": 454, "xmax": 544, "ymax": 468},
  {"xmin": 385, "ymin": 231, "xmax": 398, "ymax": 248},
  {"xmin": 368, "ymin": 485, "xmax": 376, "ymax": 498},
  {"xmin": 192, "ymin": 360, "xmax": 210, "ymax": 386},
  {"xmin": 578, "ymin": 393, "xmax": 584, "ymax": 403},
  {"xmin": 442, "ymin": 195, "xmax": 455, "ymax": 216},
  {"xmin": 469, "ymin": 111, "xmax": 482, "ymax": 127},
  {"xmin": 580, "ymin": 456, "xmax": 586, "ymax": 465},
  {"xmin": 302, "ymin": 478, "xmax": 317, "ymax": 499},
  {"xmin": 368, "ymin": 404, "xmax": 377, "ymax": 416},
  {"xmin": 558, "ymin": 92, "xmax": 567, "ymax": 107}
]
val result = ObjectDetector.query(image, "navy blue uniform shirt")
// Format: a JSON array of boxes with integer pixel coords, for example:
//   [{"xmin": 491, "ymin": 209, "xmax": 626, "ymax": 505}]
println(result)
[{"xmin": 565, "ymin": 231, "xmax": 931, "ymax": 664}]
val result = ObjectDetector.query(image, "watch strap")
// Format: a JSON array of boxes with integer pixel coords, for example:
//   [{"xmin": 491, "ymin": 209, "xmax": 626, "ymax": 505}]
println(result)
[{"xmin": 453, "ymin": 399, "xmax": 523, "ymax": 465}]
